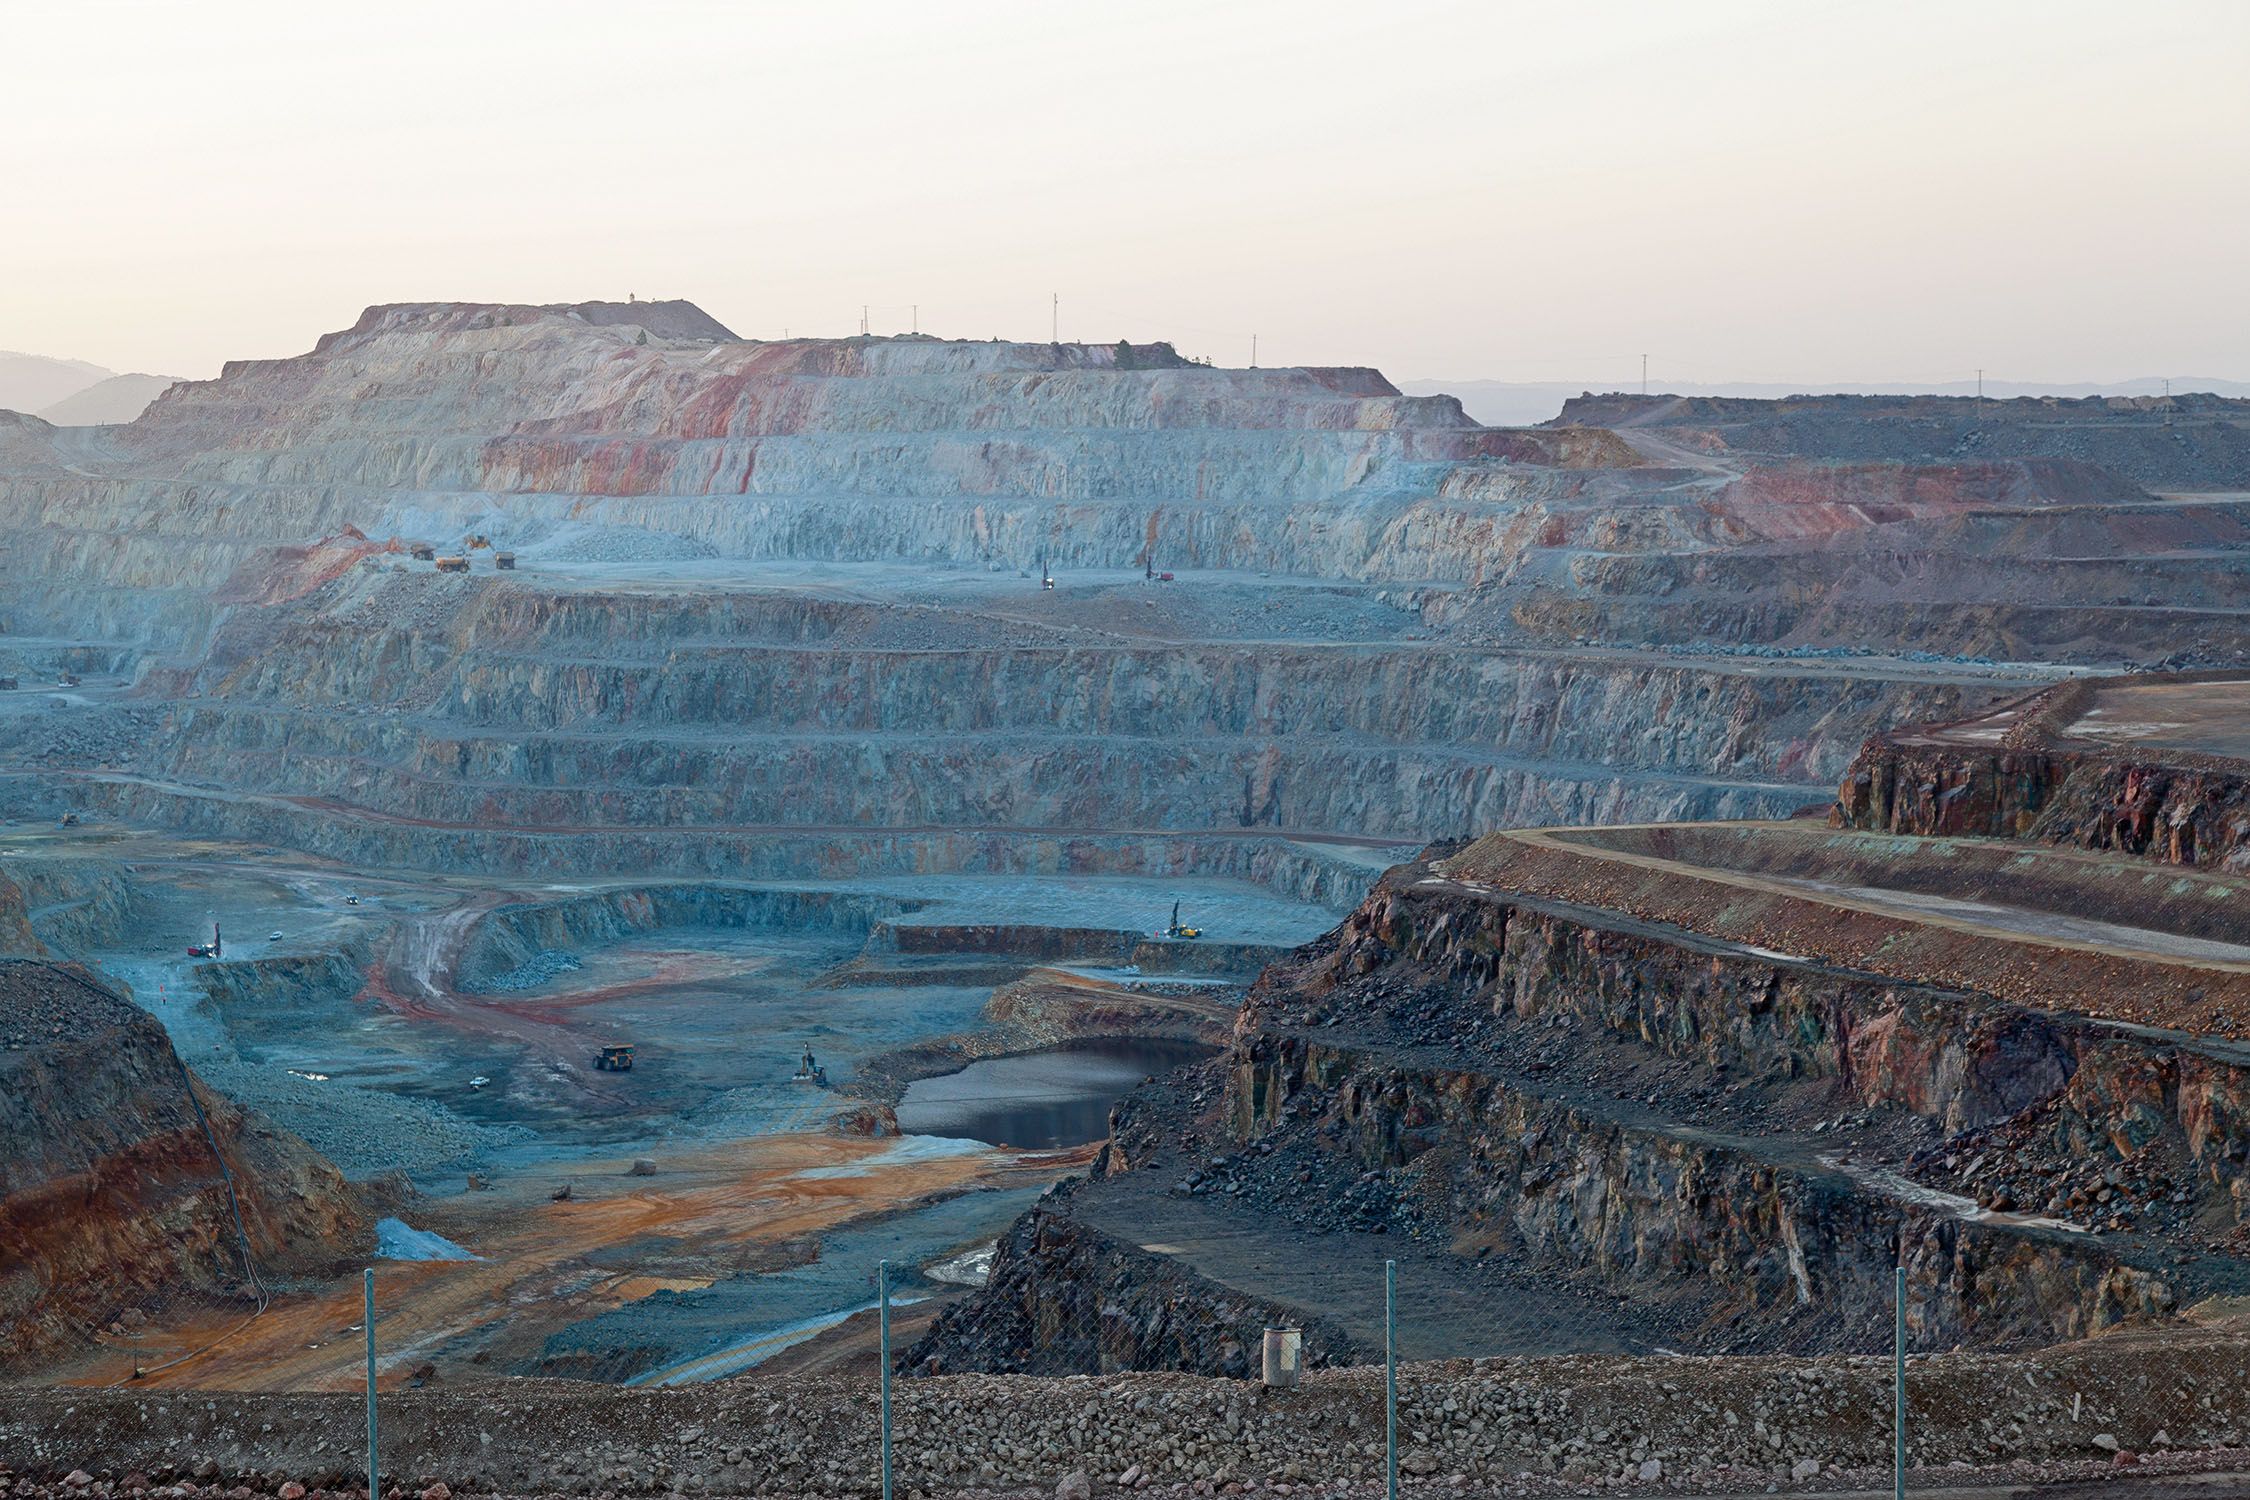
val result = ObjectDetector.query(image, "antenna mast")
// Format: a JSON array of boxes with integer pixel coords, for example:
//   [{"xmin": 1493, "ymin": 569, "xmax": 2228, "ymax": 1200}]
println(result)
[{"xmin": 1051, "ymin": 293, "xmax": 1059, "ymax": 344}]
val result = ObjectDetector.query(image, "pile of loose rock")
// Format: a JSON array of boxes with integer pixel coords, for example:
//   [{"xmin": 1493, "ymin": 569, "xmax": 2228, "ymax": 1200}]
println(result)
[{"xmin": 5, "ymin": 1337, "xmax": 2249, "ymax": 1498}]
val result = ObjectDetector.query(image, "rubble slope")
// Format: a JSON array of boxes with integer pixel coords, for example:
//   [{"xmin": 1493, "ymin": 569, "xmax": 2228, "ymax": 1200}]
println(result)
[{"xmin": 0, "ymin": 959, "xmax": 368, "ymax": 1368}]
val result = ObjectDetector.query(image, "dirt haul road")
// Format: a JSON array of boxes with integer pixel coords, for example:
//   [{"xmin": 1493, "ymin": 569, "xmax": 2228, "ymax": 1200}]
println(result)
[{"xmin": 51, "ymin": 1134, "xmax": 1074, "ymax": 1393}]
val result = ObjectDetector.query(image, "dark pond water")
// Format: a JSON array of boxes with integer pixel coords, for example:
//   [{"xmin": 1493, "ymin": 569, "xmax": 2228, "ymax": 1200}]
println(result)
[{"xmin": 893, "ymin": 1037, "xmax": 1216, "ymax": 1148}]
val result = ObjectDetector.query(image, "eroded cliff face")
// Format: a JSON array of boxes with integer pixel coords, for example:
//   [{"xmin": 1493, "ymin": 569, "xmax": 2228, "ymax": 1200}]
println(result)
[
  {"xmin": 903, "ymin": 1198, "xmax": 1361, "ymax": 1377},
  {"xmin": 1219, "ymin": 878, "xmax": 2223, "ymax": 1343},
  {"xmin": 118, "ymin": 574, "xmax": 1971, "ymax": 845},
  {"xmin": 1833, "ymin": 675, "xmax": 2250, "ymax": 871},
  {"xmin": 0, "ymin": 870, "xmax": 38, "ymax": 954},
  {"xmin": 0, "ymin": 961, "xmax": 368, "ymax": 1367},
  {"xmin": 1226, "ymin": 1032, "xmax": 2168, "ymax": 1351},
  {"xmin": 1837, "ymin": 740, "xmax": 2250, "ymax": 871}
]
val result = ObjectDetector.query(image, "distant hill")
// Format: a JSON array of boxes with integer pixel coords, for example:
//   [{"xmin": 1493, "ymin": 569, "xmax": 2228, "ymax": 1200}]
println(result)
[
  {"xmin": 555, "ymin": 298, "xmax": 739, "ymax": 341},
  {"xmin": 37, "ymin": 372, "xmax": 178, "ymax": 426},
  {"xmin": 0, "ymin": 351, "xmax": 109, "ymax": 416},
  {"xmin": 1402, "ymin": 376, "xmax": 2250, "ymax": 429}
]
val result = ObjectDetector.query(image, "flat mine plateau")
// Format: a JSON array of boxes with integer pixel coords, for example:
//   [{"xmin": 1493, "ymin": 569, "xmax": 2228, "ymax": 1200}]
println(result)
[{"xmin": 4, "ymin": 300, "xmax": 2250, "ymax": 1494}]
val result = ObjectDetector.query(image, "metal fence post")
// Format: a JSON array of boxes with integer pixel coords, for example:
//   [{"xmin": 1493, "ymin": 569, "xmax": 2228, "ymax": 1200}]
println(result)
[
  {"xmin": 364, "ymin": 1268, "xmax": 379, "ymax": 1500},
  {"xmin": 1385, "ymin": 1259, "xmax": 1397, "ymax": 1500},
  {"xmin": 1894, "ymin": 1264, "xmax": 1906, "ymax": 1500},
  {"xmin": 879, "ymin": 1258, "xmax": 893, "ymax": 1500}
]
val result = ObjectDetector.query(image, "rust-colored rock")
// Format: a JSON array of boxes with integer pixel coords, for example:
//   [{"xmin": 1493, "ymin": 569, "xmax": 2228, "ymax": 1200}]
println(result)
[{"xmin": 0, "ymin": 960, "xmax": 369, "ymax": 1367}]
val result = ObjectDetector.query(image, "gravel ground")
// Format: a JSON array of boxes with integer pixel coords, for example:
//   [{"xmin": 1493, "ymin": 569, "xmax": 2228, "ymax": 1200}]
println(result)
[
  {"xmin": 5, "ymin": 1338, "xmax": 2249, "ymax": 1498},
  {"xmin": 195, "ymin": 1062, "xmax": 532, "ymax": 1179},
  {"xmin": 470, "ymin": 951, "xmax": 584, "ymax": 994}
]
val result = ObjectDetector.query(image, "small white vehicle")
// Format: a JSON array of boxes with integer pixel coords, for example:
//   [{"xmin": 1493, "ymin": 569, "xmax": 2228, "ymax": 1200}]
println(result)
[{"xmin": 268, "ymin": 931, "xmax": 284, "ymax": 942}]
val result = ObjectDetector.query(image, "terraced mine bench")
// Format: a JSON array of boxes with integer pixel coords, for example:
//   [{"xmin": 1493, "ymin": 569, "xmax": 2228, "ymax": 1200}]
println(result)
[{"xmin": 916, "ymin": 681, "xmax": 2250, "ymax": 1376}]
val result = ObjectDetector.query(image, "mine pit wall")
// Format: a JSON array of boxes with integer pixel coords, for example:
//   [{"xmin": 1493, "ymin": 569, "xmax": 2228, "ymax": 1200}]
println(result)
[
  {"xmin": 145, "ymin": 714, "xmax": 1812, "ymax": 847},
  {"xmin": 884, "ymin": 921, "xmax": 1286, "ymax": 977},
  {"xmin": 1283, "ymin": 880, "xmax": 2250, "ymax": 1220},
  {"xmin": 0, "ymin": 775, "xmax": 1395, "ymax": 930},
  {"xmin": 1579, "ymin": 822, "xmax": 2250, "ymax": 947},
  {"xmin": 1498, "ymin": 590, "xmax": 2235, "ymax": 665},
  {"xmin": 0, "ymin": 463, "xmax": 1612, "ymax": 603},
  {"xmin": 0, "ymin": 870, "xmax": 38, "ymax": 954},
  {"xmin": 455, "ymin": 885, "xmax": 918, "ymax": 986},
  {"xmin": 0, "ymin": 963, "xmax": 369, "ymax": 1368},
  {"xmin": 1242, "ymin": 843, "xmax": 1412, "ymax": 912},
  {"xmin": 1835, "ymin": 735, "xmax": 2250, "ymax": 870},
  {"xmin": 858, "ymin": 983, "xmax": 1233, "ymax": 1105},
  {"xmin": 0, "ymin": 641, "xmax": 135, "ymax": 682},
  {"xmin": 6, "ymin": 774, "xmax": 1376, "ymax": 886},
  {"xmin": 10, "ymin": 859, "xmax": 142, "ymax": 954},
  {"xmin": 906, "ymin": 1191, "xmax": 1363, "ymax": 1378},
  {"xmin": 182, "ymin": 576, "xmax": 1979, "ymax": 786},
  {"xmin": 1228, "ymin": 1032, "xmax": 2167, "ymax": 1351},
  {"xmin": 189, "ymin": 945, "xmax": 373, "ymax": 1014},
  {"xmin": 1110, "ymin": 875, "xmax": 2250, "ymax": 1353},
  {"xmin": 0, "ymin": 859, "xmax": 148, "ymax": 959},
  {"xmin": 100, "ymin": 607, "xmax": 1982, "ymax": 866}
]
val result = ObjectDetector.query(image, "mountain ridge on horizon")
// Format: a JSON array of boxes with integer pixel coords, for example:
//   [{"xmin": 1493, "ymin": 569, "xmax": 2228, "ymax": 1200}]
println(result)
[
  {"xmin": 0, "ymin": 348, "xmax": 183, "ymax": 426},
  {"xmin": 1403, "ymin": 375, "xmax": 2250, "ymax": 428}
]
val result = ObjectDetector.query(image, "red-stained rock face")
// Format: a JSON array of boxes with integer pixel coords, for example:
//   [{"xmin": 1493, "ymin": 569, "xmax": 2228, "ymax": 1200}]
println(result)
[
  {"xmin": 0, "ymin": 960, "xmax": 368, "ymax": 1368},
  {"xmin": 1835, "ymin": 675, "xmax": 2250, "ymax": 871}
]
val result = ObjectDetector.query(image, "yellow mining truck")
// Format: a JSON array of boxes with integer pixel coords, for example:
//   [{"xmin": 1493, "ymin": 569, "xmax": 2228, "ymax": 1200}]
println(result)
[{"xmin": 435, "ymin": 555, "xmax": 470, "ymax": 574}]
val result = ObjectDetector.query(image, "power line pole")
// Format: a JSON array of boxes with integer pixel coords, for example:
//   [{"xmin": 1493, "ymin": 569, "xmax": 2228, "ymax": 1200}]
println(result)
[
  {"xmin": 364, "ymin": 1270, "xmax": 379, "ymax": 1500},
  {"xmin": 1894, "ymin": 1264, "xmax": 1907, "ymax": 1500},
  {"xmin": 1251, "ymin": 333, "xmax": 1258, "ymax": 368},
  {"xmin": 878, "ymin": 1261, "xmax": 893, "ymax": 1500},
  {"xmin": 1641, "ymin": 353, "xmax": 1648, "ymax": 396},
  {"xmin": 912, "ymin": 304, "xmax": 918, "ymax": 335},
  {"xmin": 1051, "ymin": 292, "xmax": 1059, "ymax": 344}
]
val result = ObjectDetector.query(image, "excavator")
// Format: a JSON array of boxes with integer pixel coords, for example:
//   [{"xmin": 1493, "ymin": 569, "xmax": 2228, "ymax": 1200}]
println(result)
[{"xmin": 1165, "ymin": 901, "xmax": 1201, "ymax": 940}]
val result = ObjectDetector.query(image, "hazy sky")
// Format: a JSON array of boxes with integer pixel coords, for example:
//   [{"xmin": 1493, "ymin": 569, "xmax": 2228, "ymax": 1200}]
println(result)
[{"xmin": 6, "ymin": 0, "xmax": 2246, "ymax": 386}]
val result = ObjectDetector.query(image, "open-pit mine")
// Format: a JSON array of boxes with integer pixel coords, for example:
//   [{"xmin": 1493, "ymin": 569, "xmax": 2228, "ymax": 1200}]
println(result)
[{"xmin": 5, "ymin": 299, "xmax": 2250, "ymax": 1489}]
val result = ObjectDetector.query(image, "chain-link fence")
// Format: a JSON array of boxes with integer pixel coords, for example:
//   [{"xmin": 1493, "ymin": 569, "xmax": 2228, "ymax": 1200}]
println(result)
[
  {"xmin": 9, "ymin": 1242, "xmax": 2250, "ymax": 1497},
  {"xmin": 862, "ymin": 1253, "xmax": 2250, "ymax": 1498}
]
